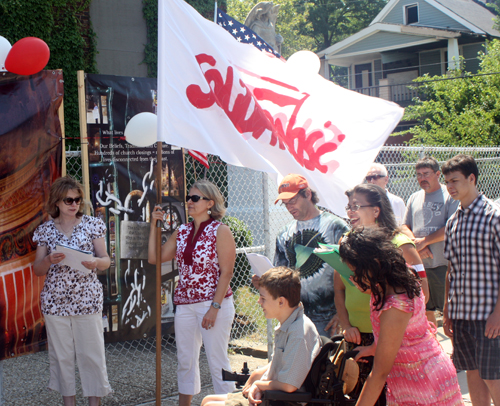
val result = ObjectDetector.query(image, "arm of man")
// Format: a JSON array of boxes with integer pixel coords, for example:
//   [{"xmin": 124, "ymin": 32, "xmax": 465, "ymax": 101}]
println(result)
[
  {"xmin": 485, "ymin": 220, "xmax": 500, "ymax": 339},
  {"xmin": 354, "ymin": 307, "xmax": 411, "ymax": 406},
  {"xmin": 443, "ymin": 262, "xmax": 453, "ymax": 338},
  {"xmin": 413, "ymin": 227, "xmax": 445, "ymax": 252}
]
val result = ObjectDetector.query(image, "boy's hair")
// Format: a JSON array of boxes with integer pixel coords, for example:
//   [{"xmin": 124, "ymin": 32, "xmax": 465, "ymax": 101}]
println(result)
[
  {"xmin": 259, "ymin": 266, "xmax": 301, "ymax": 307},
  {"xmin": 441, "ymin": 154, "xmax": 479, "ymax": 185},
  {"xmin": 415, "ymin": 156, "xmax": 440, "ymax": 172}
]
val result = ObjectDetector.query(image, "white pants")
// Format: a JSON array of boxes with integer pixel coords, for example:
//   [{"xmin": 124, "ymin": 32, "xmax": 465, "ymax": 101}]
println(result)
[
  {"xmin": 44, "ymin": 313, "xmax": 112, "ymax": 397},
  {"xmin": 174, "ymin": 297, "xmax": 236, "ymax": 395}
]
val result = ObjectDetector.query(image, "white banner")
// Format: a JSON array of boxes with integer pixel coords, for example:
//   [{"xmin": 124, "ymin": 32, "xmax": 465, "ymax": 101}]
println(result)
[{"xmin": 158, "ymin": 0, "xmax": 404, "ymax": 216}]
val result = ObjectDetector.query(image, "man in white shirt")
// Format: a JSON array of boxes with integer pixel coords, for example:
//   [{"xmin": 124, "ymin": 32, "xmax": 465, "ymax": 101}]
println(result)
[{"xmin": 365, "ymin": 163, "xmax": 406, "ymax": 226}]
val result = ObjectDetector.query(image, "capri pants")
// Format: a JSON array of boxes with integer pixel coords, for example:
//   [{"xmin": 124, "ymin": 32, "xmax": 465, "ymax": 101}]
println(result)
[{"xmin": 44, "ymin": 313, "xmax": 112, "ymax": 397}]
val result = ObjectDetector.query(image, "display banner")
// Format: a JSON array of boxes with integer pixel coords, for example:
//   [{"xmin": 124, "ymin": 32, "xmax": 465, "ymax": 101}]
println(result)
[
  {"xmin": 0, "ymin": 71, "xmax": 63, "ymax": 360},
  {"xmin": 84, "ymin": 73, "xmax": 185, "ymax": 342}
]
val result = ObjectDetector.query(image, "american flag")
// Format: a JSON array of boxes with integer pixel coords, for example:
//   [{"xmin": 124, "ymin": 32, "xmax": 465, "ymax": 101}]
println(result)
[
  {"xmin": 216, "ymin": 8, "xmax": 281, "ymax": 58},
  {"xmin": 188, "ymin": 149, "xmax": 209, "ymax": 168}
]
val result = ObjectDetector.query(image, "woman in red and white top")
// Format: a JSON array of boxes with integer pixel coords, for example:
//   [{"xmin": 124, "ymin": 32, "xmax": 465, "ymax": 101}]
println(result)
[{"xmin": 148, "ymin": 179, "xmax": 236, "ymax": 406}]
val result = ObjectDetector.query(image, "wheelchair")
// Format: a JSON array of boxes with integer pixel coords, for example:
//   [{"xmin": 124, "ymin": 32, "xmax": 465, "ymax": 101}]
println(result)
[{"xmin": 222, "ymin": 335, "xmax": 361, "ymax": 406}]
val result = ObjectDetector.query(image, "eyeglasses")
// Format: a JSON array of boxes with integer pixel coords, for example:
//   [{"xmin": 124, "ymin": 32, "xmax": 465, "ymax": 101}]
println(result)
[
  {"xmin": 416, "ymin": 171, "xmax": 436, "ymax": 179},
  {"xmin": 365, "ymin": 174, "xmax": 386, "ymax": 182},
  {"xmin": 345, "ymin": 204, "xmax": 374, "ymax": 212},
  {"xmin": 280, "ymin": 194, "xmax": 301, "ymax": 207},
  {"xmin": 186, "ymin": 194, "xmax": 210, "ymax": 203},
  {"xmin": 62, "ymin": 197, "xmax": 82, "ymax": 205}
]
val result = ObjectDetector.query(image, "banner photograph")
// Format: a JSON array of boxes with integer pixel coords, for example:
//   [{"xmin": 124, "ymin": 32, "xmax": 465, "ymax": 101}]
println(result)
[
  {"xmin": 0, "ymin": 71, "xmax": 63, "ymax": 360},
  {"xmin": 84, "ymin": 73, "xmax": 185, "ymax": 342}
]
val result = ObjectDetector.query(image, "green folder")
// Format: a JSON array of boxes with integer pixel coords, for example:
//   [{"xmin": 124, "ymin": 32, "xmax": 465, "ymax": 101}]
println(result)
[{"xmin": 313, "ymin": 243, "xmax": 354, "ymax": 286}]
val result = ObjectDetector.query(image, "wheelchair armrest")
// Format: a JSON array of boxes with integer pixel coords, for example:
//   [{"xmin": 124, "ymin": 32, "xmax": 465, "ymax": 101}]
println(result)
[{"xmin": 262, "ymin": 390, "xmax": 312, "ymax": 403}]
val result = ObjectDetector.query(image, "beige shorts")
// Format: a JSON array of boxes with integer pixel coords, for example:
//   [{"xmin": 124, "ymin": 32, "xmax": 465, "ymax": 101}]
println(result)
[{"xmin": 225, "ymin": 391, "xmax": 249, "ymax": 406}]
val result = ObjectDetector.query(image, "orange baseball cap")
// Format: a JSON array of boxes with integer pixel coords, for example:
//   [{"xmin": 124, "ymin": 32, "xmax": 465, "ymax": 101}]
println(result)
[{"xmin": 274, "ymin": 174, "xmax": 309, "ymax": 204}]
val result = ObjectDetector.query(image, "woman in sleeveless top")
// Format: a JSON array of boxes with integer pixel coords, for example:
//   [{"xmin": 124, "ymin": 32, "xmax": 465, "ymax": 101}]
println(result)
[{"xmin": 148, "ymin": 180, "xmax": 236, "ymax": 406}]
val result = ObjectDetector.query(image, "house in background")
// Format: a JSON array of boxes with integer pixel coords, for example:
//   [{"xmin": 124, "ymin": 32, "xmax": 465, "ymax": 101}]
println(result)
[{"xmin": 318, "ymin": 0, "xmax": 500, "ymax": 113}]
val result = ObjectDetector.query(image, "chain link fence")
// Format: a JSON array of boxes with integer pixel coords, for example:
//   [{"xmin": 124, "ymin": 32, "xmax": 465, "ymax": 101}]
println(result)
[{"xmin": 4, "ymin": 145, "xmax": 500, "ymax": 405}]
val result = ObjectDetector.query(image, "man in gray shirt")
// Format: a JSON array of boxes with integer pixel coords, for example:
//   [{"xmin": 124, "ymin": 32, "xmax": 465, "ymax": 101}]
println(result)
[{"xmin": 403, "ymin": 156, "xmax": 459, "ymax": 327}]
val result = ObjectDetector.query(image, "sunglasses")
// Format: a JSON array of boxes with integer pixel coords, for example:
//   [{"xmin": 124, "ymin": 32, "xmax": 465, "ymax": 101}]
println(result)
[
  {"xmin": 186, "ymin": 194, "xmax": 210, "ymax": 203},
  {"xmin": 62, "ymin": 197, "xmax": 82, "ymax": 205},
  {"xmin": 365, "ymin": 174, "xmax": 386, "ymax": 181}
]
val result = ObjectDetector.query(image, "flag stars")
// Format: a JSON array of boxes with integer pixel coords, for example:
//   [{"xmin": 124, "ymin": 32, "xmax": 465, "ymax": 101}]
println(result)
[
  {"xmin": 232, "ymin": 29, "xmax": 237, "ymax": 35},
  {"xmin": 257, "ymin": 41, "xmax": 262, "ymax": 46},
  {"xmin": 228, "ymin": 21, "xmax": 233, "ymax": 26},
  {"xmin": 240, "ymin": 27, "xmax": 245, "ymax": 32},
  {"xmin": 245, "ymin": 35, "xmax": 250, "ymax": 40},
  {"xmin": 236, "ymin": 37, "xmax": 242, "ymax": 42}
]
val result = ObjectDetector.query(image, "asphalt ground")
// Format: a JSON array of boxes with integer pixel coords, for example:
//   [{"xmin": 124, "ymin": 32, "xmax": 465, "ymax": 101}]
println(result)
[{"xmin": 2, "ymin": 325, "xmax": 474, "ymax": 406}]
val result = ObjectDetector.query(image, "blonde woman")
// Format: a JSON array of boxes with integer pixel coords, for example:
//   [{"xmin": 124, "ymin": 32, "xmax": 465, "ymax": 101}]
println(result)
[{"xmin": 149, "ymin": 180, "xmax": 236, "ymax": 406}]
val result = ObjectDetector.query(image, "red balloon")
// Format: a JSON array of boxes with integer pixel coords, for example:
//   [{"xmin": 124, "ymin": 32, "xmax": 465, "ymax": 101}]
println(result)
[{"xmin": 5, "ymin": 37, "xmax": 50, "ymax": 76}]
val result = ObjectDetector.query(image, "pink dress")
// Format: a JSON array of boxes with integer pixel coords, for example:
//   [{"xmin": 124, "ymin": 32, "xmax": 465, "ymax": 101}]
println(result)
[{"xmin": 371, "ymin": 293, "xmax": 463, "ymax": 406}]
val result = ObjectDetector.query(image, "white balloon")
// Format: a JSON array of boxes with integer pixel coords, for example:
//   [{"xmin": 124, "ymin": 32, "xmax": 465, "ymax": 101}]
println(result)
[
  {"xmin": 286, "ymin": 50, "xmax": 321, "ymax": 76},
  {"xmin": 124, "ymin": 112, "xmax": 157, "ymax": 147},
  {"xmin": 0, "ymin": 36, "xmax": 12, "ymax": 72}
]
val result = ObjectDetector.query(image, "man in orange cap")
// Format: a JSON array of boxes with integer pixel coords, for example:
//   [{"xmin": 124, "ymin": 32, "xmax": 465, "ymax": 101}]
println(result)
[{"xmin": 272, "ymin": 174, "xmax": 350, "ymax": 335}]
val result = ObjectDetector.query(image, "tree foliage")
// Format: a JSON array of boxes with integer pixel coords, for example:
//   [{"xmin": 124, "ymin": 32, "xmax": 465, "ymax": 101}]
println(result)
[
  {"xmin": 295, "ymin": 0, "xmax": 387, "ymax": 52},
  {"xmin": 396, "ymin": 40, "xmax": 500, "ymax": 146},
  {"xmin": 0, "ymin": 0, "xmax": 97, "ymax": 149}
]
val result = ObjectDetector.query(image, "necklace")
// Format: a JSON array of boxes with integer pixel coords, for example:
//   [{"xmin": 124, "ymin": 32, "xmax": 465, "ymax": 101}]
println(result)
[{"xmin": 56, "ymin": 218, "xmax": 78, "ymax": 236}]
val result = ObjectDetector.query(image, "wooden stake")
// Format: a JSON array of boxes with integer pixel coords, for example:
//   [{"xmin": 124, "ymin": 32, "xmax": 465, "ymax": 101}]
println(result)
[
  {"xmin": 155, "ymin": 141, "xmax": 163, "ymax": 405},
  {"xmin": 77, "ymin": 70, "xmax": 91, "ymax": 214}
]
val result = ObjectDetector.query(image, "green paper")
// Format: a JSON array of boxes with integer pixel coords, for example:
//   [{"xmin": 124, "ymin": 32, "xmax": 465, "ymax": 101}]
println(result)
[
  {"xmin": 314, "ymin": 244, "xmax": 354, "ymax": 286},
  {"xmin": 294, "ymin": 244, "xmax": 316, "ymax": 269}
]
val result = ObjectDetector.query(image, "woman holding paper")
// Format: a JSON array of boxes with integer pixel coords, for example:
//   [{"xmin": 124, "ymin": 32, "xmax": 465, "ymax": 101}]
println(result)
[
  {"xmin": 33, "ymin": 176, "xmax": 112, "ymax": 406},
  {"xmin": 148, "ymin": 179, "xmax": 236, "ymax": 406}
]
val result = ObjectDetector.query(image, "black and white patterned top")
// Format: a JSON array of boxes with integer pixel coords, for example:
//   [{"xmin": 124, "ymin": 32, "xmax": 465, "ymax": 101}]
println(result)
[
  {"xmin": 32, "ymin": 215, "xmax": 106, "ymax": 316},
  {"xmin": 444, "ymin": 194, "xmax": 500, "ymax": 320}
]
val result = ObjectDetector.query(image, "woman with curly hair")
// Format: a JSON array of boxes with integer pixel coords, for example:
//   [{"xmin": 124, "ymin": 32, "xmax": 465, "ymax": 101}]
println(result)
[{"xmin": 339, "ymin": 227, "xmax": 463, "ymax": 406}]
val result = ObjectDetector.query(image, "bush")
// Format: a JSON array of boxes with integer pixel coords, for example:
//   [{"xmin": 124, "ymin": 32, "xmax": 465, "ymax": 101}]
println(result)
[{"xmin": 220, "ymin": 216, "xmax": 253, "ymax": 290}]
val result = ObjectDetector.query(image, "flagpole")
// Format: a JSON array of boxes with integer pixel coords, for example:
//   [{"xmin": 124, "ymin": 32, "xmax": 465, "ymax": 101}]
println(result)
[
  {"xmin": 213, "ymin": 1, "xmax": 217, "ymax": 23},
  {"xmin": 155, "ymin": 141, "xmax": 163, "ymax": 406}
]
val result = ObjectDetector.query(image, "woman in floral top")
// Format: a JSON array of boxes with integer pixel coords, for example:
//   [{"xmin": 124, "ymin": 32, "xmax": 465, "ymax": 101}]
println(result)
[
  {"xmin": 148, "ymin": 180, "xmax": 236, "ymax": 406},
  {"xmin": 33, "ymin": 176, "xmax": 112, "ymax": 406}
]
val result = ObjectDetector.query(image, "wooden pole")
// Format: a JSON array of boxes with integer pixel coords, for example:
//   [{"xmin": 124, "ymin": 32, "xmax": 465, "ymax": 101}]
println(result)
[
  {"xmin": 155, "ymin": 141, "xmax": 163, "ymax": 405},
  {"xmin": 58, "ymin": 98, "xmax": 66, "ymax": 177},
  {"xmin": 77, "ymin": 70, "xmax": 91, "ymax": 214}
]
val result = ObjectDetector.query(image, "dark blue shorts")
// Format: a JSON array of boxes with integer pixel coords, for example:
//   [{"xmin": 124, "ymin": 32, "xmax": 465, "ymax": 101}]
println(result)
[{"xmin": 452, "ymin": 319, "xmax": 500, "ymax": 380}]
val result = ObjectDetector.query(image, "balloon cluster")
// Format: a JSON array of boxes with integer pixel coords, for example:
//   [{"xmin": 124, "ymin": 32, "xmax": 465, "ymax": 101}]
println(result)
[{"xmin": 0, "ymin": 36, "xmax": 50, "ymax": 75}]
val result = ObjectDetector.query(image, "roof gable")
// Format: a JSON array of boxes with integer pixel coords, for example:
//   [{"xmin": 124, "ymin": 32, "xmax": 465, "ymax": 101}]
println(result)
[{"xmin": 372, "ymin": 0, "xmax": 500, "ymax": 36}]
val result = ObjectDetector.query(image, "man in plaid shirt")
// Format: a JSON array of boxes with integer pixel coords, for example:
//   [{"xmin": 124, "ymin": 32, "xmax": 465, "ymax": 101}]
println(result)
[{"xmin": 443, "ymin": 154, "xmax": 500, "ymax": 406}]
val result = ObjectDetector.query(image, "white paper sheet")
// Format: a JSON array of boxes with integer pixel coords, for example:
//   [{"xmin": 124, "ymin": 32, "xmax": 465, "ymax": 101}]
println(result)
[
  {"xmin": 245, "ymin": 252, "xmax": 273, "ymax": 277},
  {"xmin": 55, "ymin": 244, "xmax": 94, "ymax": 275}
]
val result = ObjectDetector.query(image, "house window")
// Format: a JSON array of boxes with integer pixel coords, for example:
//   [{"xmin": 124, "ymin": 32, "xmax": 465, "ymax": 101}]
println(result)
[{"xmin": 405, "ymin": 4, "xmax": 418, "ymax": 24}]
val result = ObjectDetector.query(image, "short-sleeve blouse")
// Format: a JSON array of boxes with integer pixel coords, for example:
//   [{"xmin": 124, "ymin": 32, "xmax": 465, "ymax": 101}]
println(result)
[{"xmin": 32, "ymin": 215, "xmax": 106, "ymax": 316}]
